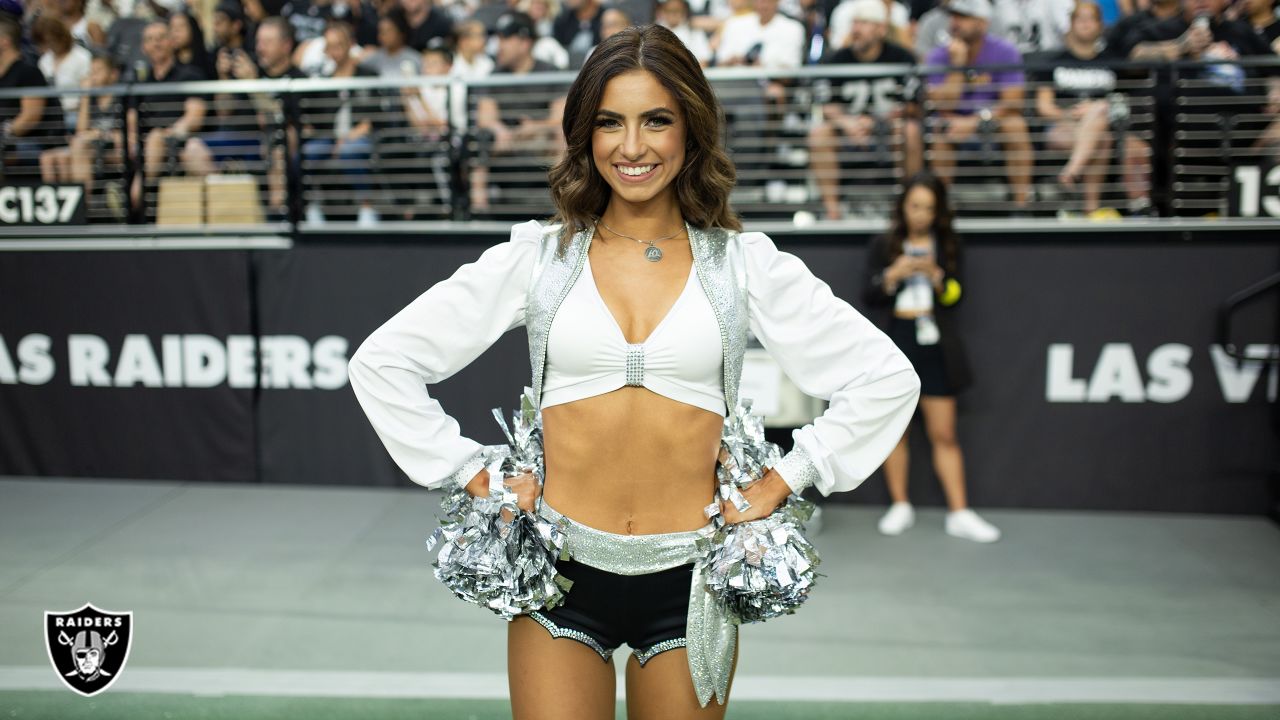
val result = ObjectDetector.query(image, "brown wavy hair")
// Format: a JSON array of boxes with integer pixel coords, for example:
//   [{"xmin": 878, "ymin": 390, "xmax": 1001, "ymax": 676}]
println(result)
[
  {"xmin": 886, "ymin": 171, "xmax": 959, "ymax": 276},
  {"xmin": 547, "ymin": 24, "xmax": 740, "ymax": 251}
]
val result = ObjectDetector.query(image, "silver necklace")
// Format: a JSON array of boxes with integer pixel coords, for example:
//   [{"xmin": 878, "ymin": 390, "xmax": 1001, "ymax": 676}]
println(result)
[{"xmin": 596, "ymin": 219, "xmax": 684, "ymax": 262}]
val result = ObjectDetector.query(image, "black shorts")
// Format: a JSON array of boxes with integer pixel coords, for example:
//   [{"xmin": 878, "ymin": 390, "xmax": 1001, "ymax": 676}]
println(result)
[
  {"xmin": 888, "ymin": 316, "xmax": 954, "ymax": 397},
  {"xmin": 528, "ymin": 557, "xmax": 692, "ymax": 666}
]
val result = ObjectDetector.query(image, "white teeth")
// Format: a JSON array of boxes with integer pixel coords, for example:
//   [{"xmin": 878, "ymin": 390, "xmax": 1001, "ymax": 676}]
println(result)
[{"xmin": 619, "ymin": 165, "xmax": 654, "ymax": 176}]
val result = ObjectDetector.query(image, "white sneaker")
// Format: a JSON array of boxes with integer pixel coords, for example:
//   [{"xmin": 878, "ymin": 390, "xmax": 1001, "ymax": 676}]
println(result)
[
  {"xmin": 356, "ymin": 205, "xmax": 379, "ymax": 227},
  {"xmin": 945, "ymin": 509, "xmax": 1001, "ymax": 543},
  {"xmin": 877, "ymin": 502, "xmax": 915, "ymax": 536},
  {"xmin": 305, "ymin": 202, "xmax": 325, "ymax": 226}
]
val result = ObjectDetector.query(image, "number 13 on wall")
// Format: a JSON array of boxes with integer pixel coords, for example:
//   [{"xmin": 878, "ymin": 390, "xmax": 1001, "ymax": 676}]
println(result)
[{"xmin": 1230, "ymin": 164, "xmax": 1280, "ymax": 218}]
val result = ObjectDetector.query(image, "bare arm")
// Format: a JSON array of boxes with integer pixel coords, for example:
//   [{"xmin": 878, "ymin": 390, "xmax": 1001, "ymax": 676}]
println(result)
[
  {"xmin": 1035, "ymin": 85, "xmax": 1063, "ymax": 119},
  {"xmin": 996, "ymin": 83, "xmax": 1025, "ymax": 118},
  {"xmin": 10, "ymin": 96, "xmax": 47, "ymax": 136}
]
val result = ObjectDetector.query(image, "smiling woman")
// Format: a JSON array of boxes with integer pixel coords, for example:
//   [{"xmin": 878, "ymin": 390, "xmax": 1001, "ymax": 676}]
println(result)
[{"xmin": 347, "ymin": 23, "xmax": 921, "ymax": 720}]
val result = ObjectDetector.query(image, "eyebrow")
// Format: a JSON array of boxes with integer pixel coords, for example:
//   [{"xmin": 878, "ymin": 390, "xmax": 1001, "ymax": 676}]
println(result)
[{"xmin": 595, "ymin": 107, "xmax": 677, "ymax": 120}]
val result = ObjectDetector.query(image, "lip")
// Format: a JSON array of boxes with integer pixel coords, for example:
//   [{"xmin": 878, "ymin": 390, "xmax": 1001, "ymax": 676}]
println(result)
[{"xmin": 613, "ymin": 163, "xmax": 659, "ymax": 183}]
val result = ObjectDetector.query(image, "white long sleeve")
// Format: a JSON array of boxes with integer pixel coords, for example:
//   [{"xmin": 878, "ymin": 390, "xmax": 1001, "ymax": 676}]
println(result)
[
  {"xmin": 347, "ymin": 220, "xmax": 544, "ymax": 490},
  {"xmin": 741, "ymin": 231, "xmax": 921, "ymax": 496}
]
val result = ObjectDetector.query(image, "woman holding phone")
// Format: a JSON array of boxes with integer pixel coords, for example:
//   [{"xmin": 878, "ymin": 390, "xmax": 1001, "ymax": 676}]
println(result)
[{"xmin": 863, "ymin": 171, "xmax": 1001, "ymax": 543}]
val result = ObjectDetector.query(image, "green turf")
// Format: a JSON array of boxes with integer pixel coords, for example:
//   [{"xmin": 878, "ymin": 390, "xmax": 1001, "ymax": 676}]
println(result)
[{"xmin": 1, "ymin": 692, "xmax": 1277, "ymax": 720}]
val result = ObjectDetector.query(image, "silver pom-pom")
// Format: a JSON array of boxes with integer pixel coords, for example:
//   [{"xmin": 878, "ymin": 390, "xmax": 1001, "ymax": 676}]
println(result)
[
  {"xmin": 425, "ymin": 388, "xmax": 572, "ymax": 620},
  {"xmin": 700, "ymin": 399, "xmax": 822, "ymax": 624}
]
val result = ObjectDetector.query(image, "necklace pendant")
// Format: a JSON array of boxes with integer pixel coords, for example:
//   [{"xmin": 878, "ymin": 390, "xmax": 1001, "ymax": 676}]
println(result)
[{"xmin": 644, "ymin": 245, "xmax": 663, "ymax": 262}]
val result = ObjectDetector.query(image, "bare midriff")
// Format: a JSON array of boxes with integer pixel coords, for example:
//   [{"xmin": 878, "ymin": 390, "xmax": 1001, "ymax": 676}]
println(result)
[{"xmin": 541, "ymin": 387, "xmax": 723, "ymax": 536}]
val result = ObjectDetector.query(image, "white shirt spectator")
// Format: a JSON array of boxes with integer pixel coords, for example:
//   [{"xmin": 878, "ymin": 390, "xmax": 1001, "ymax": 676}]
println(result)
[
  {"xmin": 451, "ymin": 51, "xmax": 495, "ymax": 79},
  {"xmin": 38, "ymin": 44, "xmax": 92, "ymax": 122},
  {"xmin": 668, "ymin": 22, "xmax": 712, "ymax": 64},
  {"xmin": 533, "ymin": 35, "xmax": 570, "ymax": 69},
  {"xmin": 714, "ymin": 11, "xmax": 806, "ymax": 68},
  {"xmin": 991, "ymin": 0, "xmax": 1072, "ymax": 54},
  {"xmin": 828, "ymin": 0, "xmax": 909, "ymax": 49}
]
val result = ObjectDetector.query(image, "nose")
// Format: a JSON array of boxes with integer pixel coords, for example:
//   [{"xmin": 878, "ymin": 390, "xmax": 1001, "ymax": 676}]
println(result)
[{"xmin": 621, "ymin": 122, "xmax": 645, "ymax": 160}]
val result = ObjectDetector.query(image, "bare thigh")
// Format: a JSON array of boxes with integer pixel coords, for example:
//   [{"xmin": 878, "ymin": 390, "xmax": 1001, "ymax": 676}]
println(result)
[
  {"xmin": 624, "ymin": 644, "xmax": 737, "ymax": 720},
  {"xmin": 508, "ymin": 614, "xmax": 617, "ymax": 720}
]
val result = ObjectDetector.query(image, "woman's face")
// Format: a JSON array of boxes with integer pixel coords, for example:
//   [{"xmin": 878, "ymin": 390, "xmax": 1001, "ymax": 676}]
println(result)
[
  {"xmin": 903, "ymin": 184, "xmax": 936, "ymax": 235},
  {"xmin": 378, "ymin": 19, "xmax": 403, "ymax": 49},
  {"xmin": 169, "ymin": 15, "xmax": 191, "ymax": 49},
  {"xmin": 1070, "ymin": 6, "xmax": 1102, "ymax": 43},
  {"xmin": 591, "ymin": 69, "xmax": 686, "ymax": 211}
]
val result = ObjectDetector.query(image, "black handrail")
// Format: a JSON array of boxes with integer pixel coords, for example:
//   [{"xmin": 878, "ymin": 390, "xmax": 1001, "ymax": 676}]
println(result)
[{"xmin": 1216, "ymin": 271, "xmax": 1280, "ymax": 362}]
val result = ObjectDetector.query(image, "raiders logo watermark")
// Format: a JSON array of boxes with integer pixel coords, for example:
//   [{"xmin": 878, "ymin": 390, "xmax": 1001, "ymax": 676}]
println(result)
[{"xmin": 44, "ymin": 603, "xmax": 133, "ymax": 697}]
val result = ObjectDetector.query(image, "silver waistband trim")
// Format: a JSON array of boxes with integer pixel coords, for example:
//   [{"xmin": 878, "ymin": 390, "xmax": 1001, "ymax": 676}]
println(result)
[
  {"xmin": 536, "ymin": 499, "xmax": 711, "ymax": 575},
  {"xmin": 535, "ymin": 499, "xmax": 735, "ymax": 707}
]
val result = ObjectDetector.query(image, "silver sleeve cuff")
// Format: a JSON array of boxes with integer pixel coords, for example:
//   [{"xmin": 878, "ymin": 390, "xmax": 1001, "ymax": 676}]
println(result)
[
  {"xmin": 775, "ymin": 446, "xmax": 819, "ymax": 495},
  {"xmin": 445, "ymin": 450, "xmax": 487, "ymax": 490}
]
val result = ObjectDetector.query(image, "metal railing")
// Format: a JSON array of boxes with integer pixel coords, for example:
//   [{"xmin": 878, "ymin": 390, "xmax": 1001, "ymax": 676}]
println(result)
[{"xmin": 0, "ymin": 57, "xmax": 1275, "ymax": 230}]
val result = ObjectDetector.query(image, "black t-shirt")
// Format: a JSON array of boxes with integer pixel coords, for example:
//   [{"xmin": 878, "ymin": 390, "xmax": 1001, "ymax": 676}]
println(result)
[
  {"xmin": 814, "ymin": 41, "xmax": 918, "ymax": 116},
  {"xmin": 478, "ymin": 61, "xmax": 567, "ymax": 128},
  {"xmin": 264, "ymin": 65, "xmax": 308, "ymax": 128},
  {"xmin": 553, "ymin": 7, "xmax": 602, "ymax": 67},
  {"xmin": 0, "ymin": 58, "xmax": 56, "ymax": 138},
  {"xmin": 1031, "ymin": 48, "xmax": 1117, "ymax": 104},
  {"xmin": 134, "ymin": 62, "xmax": 206, "ymax": 136},
  {"xmin": 1126, "ymin": 15, "xmax": 1273, "ymax": 94},
  {"xmin": 281, "ymin": 0, "xmax": 340, "ymax": 44},
  {"xmin": 1123, "ymin": 15, "xmax": 1271, "ymax": 59},
  {"xmin": 1255, "ymin": 17, "xmax": 1280, "ymax": 46},
  {"xmin": 407, "ymin": 8, "xmax": 454, "ymax": 52},
  {"xmin": 300, "ymin": 65, "xmax": 382, "ymax": 137}
]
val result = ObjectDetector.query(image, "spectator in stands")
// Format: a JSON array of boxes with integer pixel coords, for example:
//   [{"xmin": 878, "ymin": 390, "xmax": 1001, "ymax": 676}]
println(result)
[
  {"xmin": 471, "ymin": 10, "xmax": 566, "ymax": 211},
  {"xmin": 599, "ymin": 5, "xmax": 630, "ymax": 39},
  {"xmin": 301, "ymin": 21, "xmax": 380, "ymax": 226},
  {"xmin": 863, "ymin": 171, "xmax": 1000, "ymax": 544},
  {"xmin": 0, "ymin": 15, "xmax": 55, "ymax": 180},
  {"xmin": 809, "ymin": 0, "xmax": 922, "ymax": 218},
  {"xmin": 1034, "ymin": 1, "xmax": 1151, "ymax": 216},
  {"xmin": 828, "ymin": 0, "xmax": 912, "ymax": 51},
  {"xmin": 46, "ymin": 0, "xmax": 104, "ymax": 48},
  {"xmin": 552, "ymin": 0, "xmax": 602, "ymax": 67},
  {"xmin": 924, "ymin": 0, "xmax": 1032, "ymax": 213},
  {"xmin": 1124, "ymin": 0, "xmax": 1272, "ymax": 62},
  {"xmin": 360, "ymin": 7, "xmax": 422, "ymax": 76},
  {"xmin": 1239, "ymin": 0, "xmax": 1280, "ymax": 50},
  {"xmin": 714, "ymin": 0, "xmax": 806, "ymax": 68},
  {"xmin": 39, "ymin": 51, "xmax": 124, "ymax": 211},
  {"xmin": 170, "ymin": 11, "xmax": 215, "ymax": 79},
  {"xmin": 1103, "ymin": 0, "xmax": 1179, "ymax": 53},
  {"xmin": 195, "ymin": 16, "xmax": 306, "ymax": 215},
  {"xmin": 32, "ymin": 14, "xmax": 91, "ymax": 133},
  {"xmin": 914, "ymin": 0, "xmax": 950, "ymax": 57},
  {"xmin": 405, "ymin": 41, "xmax": 455, "ymax": 136},
  {"xmin": 449, "ymin": 18, "xmax": 494, "ymax": 78},
  {"xmin": 989, "ymin": 0, "xmax": 1072, "ymax": 54},
  {"xmin": 282, "ymin": 0, "xmax": 343, "ymax": 45},
  {"xmin": 519, "ymin": 0, "xmax": 571, "ymax": 67},
  {"xmin": 524, "ymin": 0, "xmax": 559, "ymax": 39},
  {"xmin": 211, "ymin": 2, "xmax": 257, "ymax": 67},
  {"xmin": 656, "ymin": 0, "xmax": 711, "ymax": 66},
  {"xmin": 126, "ymin": 19, "xmax": 207, "ymax": 212},
  {"xmin": 402, "ymin": 0, "xmax": 454, "ymax": 51}
]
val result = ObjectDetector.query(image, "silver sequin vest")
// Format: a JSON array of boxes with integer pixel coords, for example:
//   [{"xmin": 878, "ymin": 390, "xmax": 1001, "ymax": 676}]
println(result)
[{"xmin": 525, "ymin": 222, "xmax": 748, "ymax": 410}]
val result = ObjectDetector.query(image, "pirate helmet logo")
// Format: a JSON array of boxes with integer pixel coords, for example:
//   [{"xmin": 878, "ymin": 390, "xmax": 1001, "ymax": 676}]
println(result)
[{"xmin": 44, "ymin": 603, "xmax": 133, "ymax": 697}]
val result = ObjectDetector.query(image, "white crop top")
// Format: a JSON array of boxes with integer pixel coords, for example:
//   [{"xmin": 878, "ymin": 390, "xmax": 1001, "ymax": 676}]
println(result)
[{"xmin": 542, "ymin": 254, "xmax": 726, "ymax": 416}]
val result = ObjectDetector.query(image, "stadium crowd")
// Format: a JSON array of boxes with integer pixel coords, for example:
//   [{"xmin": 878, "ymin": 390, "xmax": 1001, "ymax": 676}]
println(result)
[{"xmin": 0, "ymin": 0, "xmax": 1277, "ymax": 223}]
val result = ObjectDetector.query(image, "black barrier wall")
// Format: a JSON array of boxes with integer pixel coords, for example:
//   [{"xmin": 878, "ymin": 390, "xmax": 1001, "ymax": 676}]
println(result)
[{"xmin": 1, "ymin": 232, "xmax": 1276, "ymax": 514}]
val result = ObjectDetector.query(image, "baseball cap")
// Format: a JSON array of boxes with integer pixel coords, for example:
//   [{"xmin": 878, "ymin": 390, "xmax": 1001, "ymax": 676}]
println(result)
[
  {"xmin": 214, "ymin": 1, "xmax": 244, "ymax": 23},
  {"xmin": 496, "ymin": 11, "xmax": 536, "ymax": 39},
  {"xmin": 847, "ymin": 0, "xmax": 887, "ymax": 24},
  {"xmin": 946, "ymin": 0, "xmax": 992, "ymax": 20}
]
